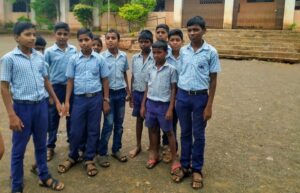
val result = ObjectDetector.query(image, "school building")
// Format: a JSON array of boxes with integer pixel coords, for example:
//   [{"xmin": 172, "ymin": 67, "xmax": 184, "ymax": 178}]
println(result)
[{"xmin": 0, "ymin": 0, "xmax": 299, "ymax": 30}]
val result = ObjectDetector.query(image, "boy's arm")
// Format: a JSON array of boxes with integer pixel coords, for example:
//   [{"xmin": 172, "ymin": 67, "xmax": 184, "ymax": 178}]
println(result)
[
  {"xmin": 1, "ymin": 82, "xmax": 24, "ymax": 131},
  {"xmin": 124, "ymin": 71, "xmax": 131, "ymax": 101},
  {"xmin": 0, "ymin": 131, "xmax": 4, "ymax": 160},
  {"xmin": 140, "ymin": 85, "xmax": 148, "ymax": 119},
  {"xmin": 204, "ymin": 73, "xmax": 217, "ymax": 121},
  {"xmin": 166, "ymin": 83, "xmax": 176, "ymax": 120},
  {"xmin": 101, "ymin": 77, "xmax": 110, "ymax": 114},
  {"xmin": 129, "ymin": 74, "xmax": 134, "ymax": 108},
  {"xmin": 44, "ymin": 77, "xmax": 62, "ymax": 116},
  {"xmin": 64, "ymin": 78, "xmax": 74, "ymax": 116}
]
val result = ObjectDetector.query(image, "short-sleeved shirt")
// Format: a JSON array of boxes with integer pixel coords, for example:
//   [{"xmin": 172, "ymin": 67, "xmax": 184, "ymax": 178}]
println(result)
[
  {"xmin": 166, "ymin": 53, "xmax": 181, "ymax": 71},
  {"xmin": 0, "ymin": 47, "xmax": 48, "ymax": 101},
  {"xmin": 45, "ymin": 43, "xmax": 77, "ymax": 85},
  {"xmin": 178, "ymin": 41, "xmax": 221, "ymax": 91},
  {"xmin": 146, "ymin": 62, "xmax": 177, "ymax": 102},
  {"xmin": 66, "ymin": 51, "xmax": 110, "ymax": 95},
  {"xmin": 101, "ymin": 50, "xmax": 129, "ymax": 90},
  {"xmin": 131, "ymin": 52, "xmax": 154, "ymax": 92}
]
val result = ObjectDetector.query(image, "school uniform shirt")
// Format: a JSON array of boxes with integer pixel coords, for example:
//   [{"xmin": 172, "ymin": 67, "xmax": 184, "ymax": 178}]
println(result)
[
  {"xmin": 0, "ymin": 47, "xmax": 48, "ymax": 101},
  {"xmin": 166, "ymin": 53, "xmax": 181, "ymax": 71},
  {"xmin": 45, "ymin": 43, "xmax": 77, "ymax": 85},
  {"xmin": 65, "ymin": 51, "xmax": 110, "ymax": 95},
  {"xmin": 178, "ymin": 41, "xmax": 221, "ymax": 91},
  {"xmin": 146, "ymin": 62, "xmax": 177, "ymax": 102},
  {"xmin": 101, "ymin": 50, "xmax": 129, "ymax": 90},
  {"xmin": 131, "ymin": 52, "xmax": 154, "ymax": 92}
]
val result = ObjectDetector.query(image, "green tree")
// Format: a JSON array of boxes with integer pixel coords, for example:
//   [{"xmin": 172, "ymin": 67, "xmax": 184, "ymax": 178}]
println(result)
[
  {"xmin": 73, "ymin": 3, "xmax": 94, "ymax": 28},
  {"xmin": 131, "ymin": 0, "xmax": 156, "ymax": 11}
]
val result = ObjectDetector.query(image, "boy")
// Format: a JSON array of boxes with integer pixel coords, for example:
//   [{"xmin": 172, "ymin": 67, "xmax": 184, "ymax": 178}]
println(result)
[
  {"xmin": 140, "ymin": 40, "xmax": 184, "ymax": 183},
  {"xmin": 129, "ymin": 30, "xmax": 154, "ymax": 158},
  {"xmin": 44, "ymin": 22, "xmax": 77, "ymax": 161},
  {"xmin": 97, "ymin": 29, "xmax": 130, "ymax": 167},
  {"xmin": 57, "ymin": 28, "xmax": 110, "ymax": 177},
  {"xmin": 155, "ymin": 24, "xmax": 169, "ymax": 42},
  {"xmin": 92, "ymin": 35, "xmax": 103, "ymax": 53},
  {"xmin": 35, "ymin": 35, "xmax": 47, "ymax": 54},
  {"xmin": 0, "ymin": 21, "xmax": 64, "ymax": 192},
  {"xmin": 175, "ymin": 16, "xmax": 221, "ymax": 189}
]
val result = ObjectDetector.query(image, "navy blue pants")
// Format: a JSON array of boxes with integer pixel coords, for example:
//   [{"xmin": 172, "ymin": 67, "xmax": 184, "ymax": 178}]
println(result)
[
  {"xmin": 11, "ymin": 99, "xmax": 49, "ymax": 192},
  {"xmin": 47, "ymin": 84, "xmax": 72, "ymax": 149},
  {"xmin": 68, "ymin": 93, "xmax": 102, "ymax": 161},
  {"xmin": 98, "ymin": 88, "xmax": 126, "ymax": 156},
  {"xmin": 162, "ymin": 109, "xmax": 178, "ymax": 148},
  {"xmin": 175, "ymin": 88, "xmax": 208, "ymax": 172}
]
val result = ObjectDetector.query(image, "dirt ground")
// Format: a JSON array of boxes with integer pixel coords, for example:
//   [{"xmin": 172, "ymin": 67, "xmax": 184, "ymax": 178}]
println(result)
[{"xmin": 0, "ymin": 35, "xmax": 299, "ymax": 193}]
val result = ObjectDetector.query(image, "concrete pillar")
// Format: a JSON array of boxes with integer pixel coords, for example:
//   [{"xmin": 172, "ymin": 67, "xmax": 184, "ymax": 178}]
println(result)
[
  {"xmin": 0, "ymin": 0, "xmax": 5, "ymax": 24},
  {"xmin": 60, "ymin": 0, "xmax": 69, "ymax": 23},
  {"xmin": 30, "ymin": 0, "xmax": 36, "ymax": 24},
  {"xmin": 283, "ymin": 0, "xmax": 296, "ymax": 29},
  {"xmin": 174, "ymin": 0, "xmax": 183, "ymax": 27},
  {"xmin": 223, "ymin": 0, "xmax": 234, "ymax": 29},
  {"xmin": 93, "ymin": 2, "xmax": 100, "ymax": 29}
]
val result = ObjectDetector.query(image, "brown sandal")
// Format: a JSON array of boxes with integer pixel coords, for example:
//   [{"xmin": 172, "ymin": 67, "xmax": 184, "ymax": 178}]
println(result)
[
  {"xmin": 85, "ymin": 161, "xmax": 98, "ymax": 177},
  {"xmin": 39, "ymin": 175, "xmax": 64, "ymax": 191},
  {"xmin": 57, "ymin": 158, "xmax": 75, "ymax": 173},
  {"xmin": 171, "ymin": 162, "xmax": 184, "ymax": 183},
  {"xmin": 191, "ymin": 172, "xmax": 204, "ymax": 189},
  {"xmin": 47, "ymin": 148, "xmax": 54, "ymax": 161}
]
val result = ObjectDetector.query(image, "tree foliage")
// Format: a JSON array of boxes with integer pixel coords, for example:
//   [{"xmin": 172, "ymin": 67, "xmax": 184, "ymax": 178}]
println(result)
[
  {"xmin": 73, "ymin": 3, "xmax": 94, "ymax": 28},
  {"xmin": 131, "ymin": 0, "xmax": 156, "ymax": 11}
]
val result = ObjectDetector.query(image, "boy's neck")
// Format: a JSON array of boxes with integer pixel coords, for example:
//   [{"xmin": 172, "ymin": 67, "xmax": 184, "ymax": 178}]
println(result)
[
  {"xmin": 82, "ymin": 49, "xmax": 92, "ymax": 57},
  {"xmin": 172, "ymin": 50, "xmax": 180, "ymax": 58},
  {"xmin": 141, "ymin": 49, "xmax": 151, "ymax": 56},
  {"xmin": 155, "ymin": 60, "xmax": 165, "ymax": 69},
  {"xmin": 56, "ymin": 42, "xmax": 67, "ymax": 50},
  {"xmin": 18, "ymin": 45, "xmax": 32, "ymax": 56},
  {"xmin": 109, "ymin": 48, "xmax": 118, "ymax": 56},
  {"xmin": 191, "ymin": 39, "xmax": 204, "ymax": 51}
]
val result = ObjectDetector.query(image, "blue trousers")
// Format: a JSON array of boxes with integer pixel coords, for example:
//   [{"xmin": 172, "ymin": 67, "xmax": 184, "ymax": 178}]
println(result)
[
  {"xmin": 47, "ymin": 84, "xmax": 72, "ymax": 148},
  {"xmin": 175, "ymin": 89, "xmax": 208, "ymax": 172},
  {"xmin": 98, "ymin": 88, "xmax": 126, "ymax": 156},
  {"xmin": 11, "ymin": 99, "xmax": 49, "ymax": 192},
  {"xmin": 162, "ymin": 109, "xmax": 178, "ymax": 149},
  {"xmin": 69, "ymin": 93, "xmax": 102, "ymax": 161}
]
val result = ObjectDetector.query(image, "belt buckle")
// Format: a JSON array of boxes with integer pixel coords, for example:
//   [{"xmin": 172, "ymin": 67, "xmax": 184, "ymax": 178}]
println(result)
[
  {"xmin": 188, "ymin": 90, "xmax": 196, "ymax": 95},
  {"xmin": 86, "ymin": 93, "xmax": 93, "ymax": 97}
]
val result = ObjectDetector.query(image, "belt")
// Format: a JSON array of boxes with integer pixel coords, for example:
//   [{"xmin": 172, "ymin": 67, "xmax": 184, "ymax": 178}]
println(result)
[
  {"xmin": 14, "ymin": 99, "xmax": 45, "ymax": 104},
  {"xmin": 76, "ymin": 91, "xmax": 101, "ymax": 98},
  {"xmin": 180, "ymin": 88, "xmax": 207, "ymax": 96}
]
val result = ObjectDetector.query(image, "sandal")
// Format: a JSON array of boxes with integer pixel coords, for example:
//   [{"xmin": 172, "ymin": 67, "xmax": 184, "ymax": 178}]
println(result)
[
  {"xmin": 84, "ymin": 161, "xmax": 98, "ymax": 177},
  {"xmin": 30, "ymin": 164, "xmax": 38, "ymax": 175},
  {"xmin": 39, "ymin": 175, "xmax": 64, "ymax": 191},
  {"xmin": 97, "ymin": 155, "xmax": 110, "ymax": 168},
  {"xmin": 171, "ymin": 162, "xmax": 184, "ymax": 183},
  {"xmin": 57, "ymin": 158, "xmax": 76, "ymax": 173},
  {"xmin": 47, "ymin": 148, "xmax": 54, "ymax": 161},
  {"xmin": 191, "ymin": 172, "xmax": 204, "ymax": 189},
  {"xmin": 162, "ymin": 146, "xmax": 172, "ymax": 163},
  {"xmin": 111, "ymin": 151, "xmax": 127, "ymax": 162},
  {"xmin": 146, "ymin": 159, "xmax": 159, "ymax": 169}
]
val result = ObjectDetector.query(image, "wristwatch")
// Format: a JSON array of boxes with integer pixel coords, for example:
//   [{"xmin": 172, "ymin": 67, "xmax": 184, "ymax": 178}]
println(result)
[{"xmin": 103, "ymin": 98, "xmax": 110, "ymax": 103}]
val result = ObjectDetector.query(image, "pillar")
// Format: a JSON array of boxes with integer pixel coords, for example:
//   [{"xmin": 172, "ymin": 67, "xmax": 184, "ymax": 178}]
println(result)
[
  {"xmin": 174, "ymin": 0, "xmax": 183, "ymax": 27},
  {"xmin": 283, "ymin": 0, "xmax": 296, "ymax": 29},
  {"xmin": 223, "ymin": 0, "xmax": 234, "ymax": 29}
]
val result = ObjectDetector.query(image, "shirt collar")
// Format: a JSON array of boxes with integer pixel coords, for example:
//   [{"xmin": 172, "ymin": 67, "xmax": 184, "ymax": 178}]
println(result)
[
  {"xmin": 137, "ymin": 51, "xmax": 154, "ymax": 61},
  {"xmin": 187, "ymin": 40, "xmax": 209, "ymax": 53},
  {"xmin": 53, "ymin": 43, "xmax": 73, "ymax": 52},
  {"xmin": 13, "ymin": 47, "xmax": 38, "ymax": 57},
  {"xmin": 105, "ymin": 49, "xmax": 125, "ymax": 59},
  {"xmin": 152, "ymin": 61, "xmax": 170, "ymax": 71},
  {"xmin": 79, "ymin": 50, "xmax": 97, "ymax": 58}
]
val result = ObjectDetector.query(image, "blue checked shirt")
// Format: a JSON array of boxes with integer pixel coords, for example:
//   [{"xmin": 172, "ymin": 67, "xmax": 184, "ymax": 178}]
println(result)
[
  {"xmin": 101, "ymin": 50, "xmax": 129, "ymax": 90},
  {"xmin": 66, "ymin": 51, "xmax": 110, "ymax": 95},
  {"xmin": 166, "ymin": 53, "xmax": 181, "ymax": 71},
  {"xmin": 131, "ymin": 52, "xmax": 154, "ymax": 92},
  {"xmin": 146, "ymin": 62, "xmax": 177, "ymax": 102},
  {"xmin": 45, "ymin": 43, "xmax": 77, "ymax": 85},
  {"xmin": 178, "ymin": 41, "xmax": 221, "ymax": 91},
  {"xmin": 0, "ymin": 47, "xmax": 49, "ymax": 101}
]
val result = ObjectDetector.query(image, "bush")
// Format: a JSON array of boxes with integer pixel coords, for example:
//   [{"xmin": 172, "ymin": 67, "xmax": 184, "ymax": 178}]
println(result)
[
  {"xmin": 73, "ymin": 3, "xmax": 94, "ymax": 28},
  {"xmin": 17, "ymin": 16, "xmax": 31, "ymax": 22},
  {"xmin": 288, "ymin": 23, "xmax": 296, "ymax": 31}
]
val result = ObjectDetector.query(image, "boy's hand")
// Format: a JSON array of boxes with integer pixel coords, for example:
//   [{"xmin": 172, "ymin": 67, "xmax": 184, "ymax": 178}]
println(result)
[
  {"xmin": 140, "ymin": 106, "xmax": 146, "ymax": 119},
  {"xmin": 203, "ymin": 105, "xmax": 212, "ymax": 121},
  {"xmin": 103, "ymin": 101, "xmax": 110, "ymax": 115},
  {"xmin": 129, "ymin": 98, "xmax": 134, "ymax": 108},
  {"xmin": 125, "ymin": 94, "xmax": 131, "ymax": 102},
  {"xmin": 48, "ymin": 97, "xmax": 54, "ymax": 105},
  {"xmin": 56, "ymin": 101, "xmax": 63, "ymax": 117},
  {"xmin": 9, "ymin": 114, "xmax": 24, "ymax": 132},
  {"xmin": 165, "ymin": 109, "xmax": 173, "ymax": 120},
  {"xmin": 64, "ymin": 102, "xmax": 70, "ymax": 117}
]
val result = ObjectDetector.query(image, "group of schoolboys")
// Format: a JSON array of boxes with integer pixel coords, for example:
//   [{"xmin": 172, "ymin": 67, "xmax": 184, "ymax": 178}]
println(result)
[{"xmin": 0, "ymin": 15, "xmax": 220, "ymax": 193}]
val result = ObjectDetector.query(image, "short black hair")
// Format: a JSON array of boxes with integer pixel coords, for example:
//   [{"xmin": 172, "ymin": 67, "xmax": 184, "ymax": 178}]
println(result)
[
  {"xmin": 168, "ymin": 29, "xmax": 183, "ymax": 40},
  {"xmin": 156, "ymin": 24, "xmax": 169, "ymax": 33},
  {"xmin": 106, "ymin": 29, "xmax": 120, "ymax": 40},
  {"xmin": 35, "ymin": 35, "xmax": 47, "ymax": 46},
  {"xmin": 77, "ymin": 28, "xmax": 93, "ymax": 39},
  {"xmin": 13, "ymin": 22, "xmax": 35, "ymax": 36},
  {"xmin": 152, "ymin": 40, "xmax": 168, "ymax": 52},
  {"xmin": 187, "ymin": 16, "xmax": 206, "ymax": 29},
  {"xmin": 54, "ymin": 22, "xmax": 70, "ymax": 32},
  {"xmin": 138, "ymin": 30, "xmax": 153, "ymax": 43},
  {"xmin": 93, "ymin": 35, "xmax": 103, "ymax": 46}
]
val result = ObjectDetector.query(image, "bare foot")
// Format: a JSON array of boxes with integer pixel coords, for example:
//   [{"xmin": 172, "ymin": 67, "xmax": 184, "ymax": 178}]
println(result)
[{"xmin": 129, "ymin": 147, "xmax": 141, "ymax": 158}]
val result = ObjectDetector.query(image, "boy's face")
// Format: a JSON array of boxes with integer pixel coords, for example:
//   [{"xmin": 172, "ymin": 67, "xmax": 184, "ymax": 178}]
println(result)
[
  {"xmin": 78, "ymin": 34, "xmax": 93, "ymax": 53},
  {"xmin": 92, "ymin": 40, "xmax": 102, "ymax": 53},
  {"xmin": 15, "ymin": 28, "xmax": 36, "ymax": 49},
  {"xmin": 187, "ymin": 24, "xmax": 206, "ymax": 43},
  {"xmin": 169, "ymin": 35, "xmax": 183, "ymax": 52},
  {"xmin": 35, "ymin": 45, "xmax": 46, "ymax": 54},
  {"xmin": 55, "ymin": 28, "xmax": 69, "ymax": 47},
  {"xmin": 152, "ymin": 47, "xmax": 167, "ymax": 64},
  {"xmin": 138, "ymin": 39, "xmax": 152, "ymax": 52},
  {"xmin": 156, "ymin": 28, "xmax": 168, "ymax": 41},
  {"xmin": 105, "ymin": 32, "xmax": 119, "ymax": 50}
]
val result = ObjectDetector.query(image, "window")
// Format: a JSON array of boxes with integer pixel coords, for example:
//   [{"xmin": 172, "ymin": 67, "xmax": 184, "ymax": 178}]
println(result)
[
  {"xmin": 69, "ymin": 0, "xmax": 80, "ymax": 11},
  {"xmin": 154, "ymin": 0, "xmax": 165, "ymax": 11},
  {"xmin": 200, "ymin": 0, "xmax": 223, "ymax": 4},
  {"xmin": 296, "ymin": 0, "xmax": 300, "ymax": 10},
  {"xmin": 13, "ymin": 0, "xmax": 31, "ymax": 12},
  {"xmin": 247, "ymin": 0, "xmax": 274, "ymax": 2}
]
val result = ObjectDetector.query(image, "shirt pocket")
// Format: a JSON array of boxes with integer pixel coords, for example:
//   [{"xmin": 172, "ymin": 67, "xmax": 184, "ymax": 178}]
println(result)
[{"xmin": 195, "ymin": 56, "xmax": 209, "ymax": 75}]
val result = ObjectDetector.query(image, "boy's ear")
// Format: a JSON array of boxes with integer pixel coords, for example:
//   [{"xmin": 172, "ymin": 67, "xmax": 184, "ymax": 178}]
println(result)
[{"xmin": 14, "ymin": 35, "xmax": 19, "ymax": 42}]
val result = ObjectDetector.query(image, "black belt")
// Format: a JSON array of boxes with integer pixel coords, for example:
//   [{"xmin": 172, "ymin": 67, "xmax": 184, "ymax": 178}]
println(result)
[
  {"xmin": 76, "ymin": 91, "xmax": 101, "ymax": 98},
  {"xmin": 14, "ymin": 99, "xmax": 45, "ymax": 104},
  {"xmin": 180, "ymin": 88, "xmax": 207, "ymax": 96}
]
